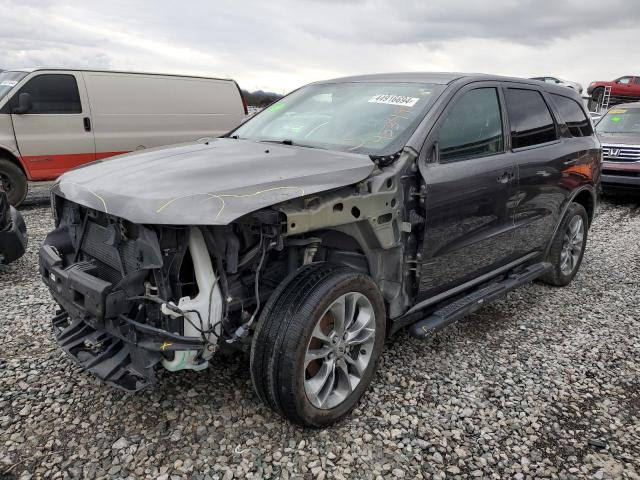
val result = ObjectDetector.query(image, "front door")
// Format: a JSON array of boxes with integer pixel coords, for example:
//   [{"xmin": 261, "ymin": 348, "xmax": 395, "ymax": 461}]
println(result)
[
  {"xmin": 611, "ymin": 76, "xmax": 633, "ymax": 97},
  {"xmin": 417, "ymin": 85, "xmax": 517, "ymax": 299},
  {"xmin": 10, "ymin": 72, "xmax": 95, "ymax": 180}
]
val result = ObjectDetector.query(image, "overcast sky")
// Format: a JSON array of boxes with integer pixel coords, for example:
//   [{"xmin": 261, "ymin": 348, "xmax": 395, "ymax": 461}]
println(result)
[{"xmin": 1, "ymin": 0, "xmax": 639, "ymax": 93}]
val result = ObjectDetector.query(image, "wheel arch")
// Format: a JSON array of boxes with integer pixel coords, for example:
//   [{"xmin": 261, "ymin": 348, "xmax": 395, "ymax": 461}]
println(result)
[
  {"xmin": 314, "ymin": 224, "xmax": 406, "ymax": 319},
  {"xmin": 572, "ymin": 188, "xmax": 596, "ymax": 227},
  {"xmin": 0, "ymin": 145, "xmax": 29, "ymax": 180},
  {"xmin": 544, "ymin": 185, "xmax": 596, "ymax": 258}
]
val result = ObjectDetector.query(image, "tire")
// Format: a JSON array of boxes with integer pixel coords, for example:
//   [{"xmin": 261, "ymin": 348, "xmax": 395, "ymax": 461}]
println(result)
[
  {"xmin": 587, "ymin": 87, "xmax": 603, "ymax": 112},
  {"xmin": 540, "ymin": 203, "xmax": 589, "ymax": 287},
  {"xmin": 250, "ymin": 263, "xmax": 386, "ymax": 427},
  {"xmin": 0, "ymin": 158, "xmax": 28, "ymax": 207}
]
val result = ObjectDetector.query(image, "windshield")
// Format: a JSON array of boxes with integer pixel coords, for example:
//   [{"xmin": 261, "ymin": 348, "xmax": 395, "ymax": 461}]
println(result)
[
  {"xmin": 0, "ymin": 71, "xmax": 27, "ymax": 101},
  {"xmin": 232, "ymin": 82, "xmax": 445, "ymax": 156},
  {"xmin": 596, "ymin": 107, "xmax": 640, "ymax": 134}
]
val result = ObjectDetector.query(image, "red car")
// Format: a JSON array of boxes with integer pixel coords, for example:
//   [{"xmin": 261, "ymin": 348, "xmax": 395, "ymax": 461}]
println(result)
[{"xmin": 587, "ymin": 76, "xmax": 640, "ymax": 111}]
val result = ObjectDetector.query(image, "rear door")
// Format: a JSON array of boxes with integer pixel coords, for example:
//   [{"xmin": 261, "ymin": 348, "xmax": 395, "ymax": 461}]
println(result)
[
  {"xmin": 502, "ymin": 85, "xmax": 568, "ymax": 256},
  {"xmin": 10, "ymin": 72, "xmax": 95, "ymax": 180},
  {"xmin": 417, "ymin": 83, "xmax": 517, "ymax": 299}
]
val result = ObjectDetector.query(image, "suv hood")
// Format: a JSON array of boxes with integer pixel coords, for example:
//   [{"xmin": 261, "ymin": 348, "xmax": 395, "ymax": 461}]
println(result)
[
  {"xmin": 597, "ymin": 132, "xmax": 640, "ymax": 146},
  {"xmin": 52, "ymin": 139, "xmax": 375, "ymax": 225}
]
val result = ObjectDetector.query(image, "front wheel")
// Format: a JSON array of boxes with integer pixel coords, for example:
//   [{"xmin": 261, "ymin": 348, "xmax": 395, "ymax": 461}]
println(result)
[
  {"xmin": 250, "ymin": 263, "xmax": 386, "ymax": 427},
  {"xmin": 588, "ymin": 87, "xmax": 604, "ymax": 112},
  {"xmin": 0, "ymin": 159, "xmax": 28, "ymax": 207},
  {"xmin": 540, "ymin": 203, "xmax": 588, "ymax": 287}
]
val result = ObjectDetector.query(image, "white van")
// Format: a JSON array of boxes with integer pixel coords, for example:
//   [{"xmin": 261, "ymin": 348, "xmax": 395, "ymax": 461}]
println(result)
[{"xmin": 0, "ymin": 69, "xmax": 247, "ymax": 205}]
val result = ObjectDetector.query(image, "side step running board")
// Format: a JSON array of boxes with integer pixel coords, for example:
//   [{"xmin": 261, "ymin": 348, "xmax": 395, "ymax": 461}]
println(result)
[{"xmin": 408, "ymin": 262, "xmax": 551, "ymax": 339}]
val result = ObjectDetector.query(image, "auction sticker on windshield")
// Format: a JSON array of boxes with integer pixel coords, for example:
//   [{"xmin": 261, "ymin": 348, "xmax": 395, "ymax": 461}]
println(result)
[
  {"xmin": 368, "ymin": 94, "xmax": 420, "ymax": 107},
  {"xmin": 0, "ymin": 81, "xmax": 18, "ymax": 87}
]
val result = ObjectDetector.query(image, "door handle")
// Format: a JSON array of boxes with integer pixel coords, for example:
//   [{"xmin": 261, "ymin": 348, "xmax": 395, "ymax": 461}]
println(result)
[
  {"xmin": 83, "ymin": 117, "xmax": 92, "ymax": 132},
  {"xmin": 497, "ymin": 171, "xmax": 514, "ymax": 184}
]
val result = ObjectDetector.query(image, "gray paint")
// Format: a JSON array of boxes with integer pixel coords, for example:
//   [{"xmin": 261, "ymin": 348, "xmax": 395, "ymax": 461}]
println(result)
[{"xmin": 52, "ymin": 138, "xmax": 374, "ymax": 225}]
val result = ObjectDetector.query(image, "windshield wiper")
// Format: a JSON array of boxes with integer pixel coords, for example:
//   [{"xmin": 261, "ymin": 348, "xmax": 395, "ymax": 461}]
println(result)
[
  {"xmin": 260, "ymin": 139, "xmax": 293, "ymax": 145},
  {"xmin": 259, "ymin": 139, "xmax": 324, "ymax": 150}
]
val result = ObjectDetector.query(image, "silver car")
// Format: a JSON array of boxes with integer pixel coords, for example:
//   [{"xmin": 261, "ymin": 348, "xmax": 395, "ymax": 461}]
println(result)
[{"xmin": 531, "ymin": 76, "xmax": 584, "ymax": 95}]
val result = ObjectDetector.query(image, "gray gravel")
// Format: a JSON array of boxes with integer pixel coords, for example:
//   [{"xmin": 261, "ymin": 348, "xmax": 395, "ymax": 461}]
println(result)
[{"xmin": 1, "ymin": 186, "xmax": 639, "ymax": 479}]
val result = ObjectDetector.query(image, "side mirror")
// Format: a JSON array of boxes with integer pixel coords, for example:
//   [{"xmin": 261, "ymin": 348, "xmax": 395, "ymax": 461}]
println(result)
[
  {"xmin": 555, "ymin": 80, "xmax": 561, "ymax": 83},
  {"xmin": 12, "ymin": 92, "xmax": 32, "ymax": 114}
]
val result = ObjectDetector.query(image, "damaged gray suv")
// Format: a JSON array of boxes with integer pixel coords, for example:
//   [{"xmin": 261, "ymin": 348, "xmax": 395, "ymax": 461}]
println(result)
[{"xmin": 40, "ymin": 73, "xmax": 600, "ymax": 426}]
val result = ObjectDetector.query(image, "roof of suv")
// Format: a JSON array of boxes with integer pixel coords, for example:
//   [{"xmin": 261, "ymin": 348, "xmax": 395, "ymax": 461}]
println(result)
[{"xmin": 319, "ymin": 72, "xmax": 579, "ymax": 93}]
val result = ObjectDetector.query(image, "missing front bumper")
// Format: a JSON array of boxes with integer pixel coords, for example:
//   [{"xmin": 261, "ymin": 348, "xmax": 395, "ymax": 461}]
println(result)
[
  {"xmin": 41, "ymin": 244, "xmax": 208, "ymax": 391},
  {"xmin": 52, "ymin": 310, "xmax": 161, "ymax": 391},
  {"xmin": 51, "ymin": 309, "xmax": 208, "ymax": 392}
]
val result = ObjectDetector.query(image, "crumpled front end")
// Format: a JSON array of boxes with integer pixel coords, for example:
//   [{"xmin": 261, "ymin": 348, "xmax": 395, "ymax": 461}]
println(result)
[{"xmin": 40, "ymin": 196, "xmax": 225, "ymax": 391}]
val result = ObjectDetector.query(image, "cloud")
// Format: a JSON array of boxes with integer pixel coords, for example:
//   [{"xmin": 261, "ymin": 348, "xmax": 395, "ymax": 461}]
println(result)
[{"xmin": 0, "ymin": 0, "xmax": 639, "ymax": 92}]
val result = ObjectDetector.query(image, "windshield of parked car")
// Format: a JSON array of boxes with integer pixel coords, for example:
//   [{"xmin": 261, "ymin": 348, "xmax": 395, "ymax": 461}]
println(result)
[
  {"xmin": 231, "ymin": 82, "xmax": 445, "ymax": 156},
  {"xmin": 596, "ymin": 107, "xmax": 640, "ymax": 134},
  {"xmin": 0, "ymin": 71, "xmax": 27, "ymax": 101}
]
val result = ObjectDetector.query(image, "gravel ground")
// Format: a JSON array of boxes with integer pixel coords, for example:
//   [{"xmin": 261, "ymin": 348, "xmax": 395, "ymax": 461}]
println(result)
[{"xmin": 1, "ymin": 185, "xmax": 639, "ymax": 479}]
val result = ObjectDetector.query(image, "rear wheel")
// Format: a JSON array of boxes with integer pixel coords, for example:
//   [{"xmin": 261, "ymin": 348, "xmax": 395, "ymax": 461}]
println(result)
[
  {"xmin": 250, "ymin": 263, "xmax": 386, "ymax": 427},
  {"xmin": 0, "ymin": 158, "xmax": 28, "ymax": 207},
  {"xmin": 540, "ymin": 203, "xmax": 588, "ymax": 286}
]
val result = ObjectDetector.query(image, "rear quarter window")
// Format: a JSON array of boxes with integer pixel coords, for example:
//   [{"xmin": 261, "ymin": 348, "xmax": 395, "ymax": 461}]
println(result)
[
  {"xmin": 505, "ymin": 88, "xmax": 557, "ymax": 149},
  {"xmin": 550, "ymin": 94, "xmax": 593, "ymax": 137}
]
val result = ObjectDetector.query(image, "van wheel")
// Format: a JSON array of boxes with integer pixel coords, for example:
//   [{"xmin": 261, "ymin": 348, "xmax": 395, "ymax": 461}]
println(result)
[
  {"xmin": 250, "ymin": 263, "xmax": 386, "ymax": 427},
  {"xmin": 0, "ymin": 159, "xmax": 28, "ymax": 207},
  {"xmin": 540, "ymin": 203, "xmax": 588, "ymax": 287}
]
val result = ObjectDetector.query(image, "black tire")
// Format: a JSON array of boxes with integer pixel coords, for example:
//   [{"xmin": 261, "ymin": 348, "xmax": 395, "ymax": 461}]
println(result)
[
  {"xmin": 0, "ymin": 158, "xmax": 28, "ymax": 207},
  {"xmin": 540, "ymin": 203, "xmax": 589, "ymax": 287},
  {"xmin": 250, "ymin": 263, "xmax": 386, "ymax": 427},
  {"xmin": 587, "ymin": 87, "xmax": 604, "ymax": 112}
]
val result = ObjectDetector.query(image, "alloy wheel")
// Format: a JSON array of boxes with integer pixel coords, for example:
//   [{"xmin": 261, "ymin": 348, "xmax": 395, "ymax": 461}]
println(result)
[
  {"xmin": 304, "ymin": 292, "xmax": 376, "ymax": 409},
  {"xmin": 560, "ymin": 215, "xmax": 584, "ymax": 275}
]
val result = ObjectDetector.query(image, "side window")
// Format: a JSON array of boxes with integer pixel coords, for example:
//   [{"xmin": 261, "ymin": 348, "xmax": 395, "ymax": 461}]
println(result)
[
  {"xmin": 617, "ymin": 77, "xmax": 631, "ymax": 85},
  {"xmin": 550, "ymin": 94, "xmax": 593, "ymax": 137},
  {"xmin": 437, "ymin": 88, "xmax": 504, "ymax": 162},
  {"xmin": 13, "ymin": 74, "xmax": 82, "ymax": 114},
  {"xmin": 634, "ymin": 78, "xmax": 640, "ymax": 85},
  {"xmin": 505, "ymin": 88, "xmax": 557, "ymax": 149}
]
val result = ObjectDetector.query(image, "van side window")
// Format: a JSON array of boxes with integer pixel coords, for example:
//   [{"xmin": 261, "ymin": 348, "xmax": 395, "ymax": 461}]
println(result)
[
  {"xmin": 550, "ymin": 94, "xmax": 593, "ymax": 137},
  {"xmin": 505, "ymin": 89, "xmax": 557, "ymax": 149},
  {"xmin": 437, "ymin": 88, "xmax": 504, "ymax": 162},
  {"xmin": 14, "ymin": 74, "xmax": 82, "ymax": 114}
]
